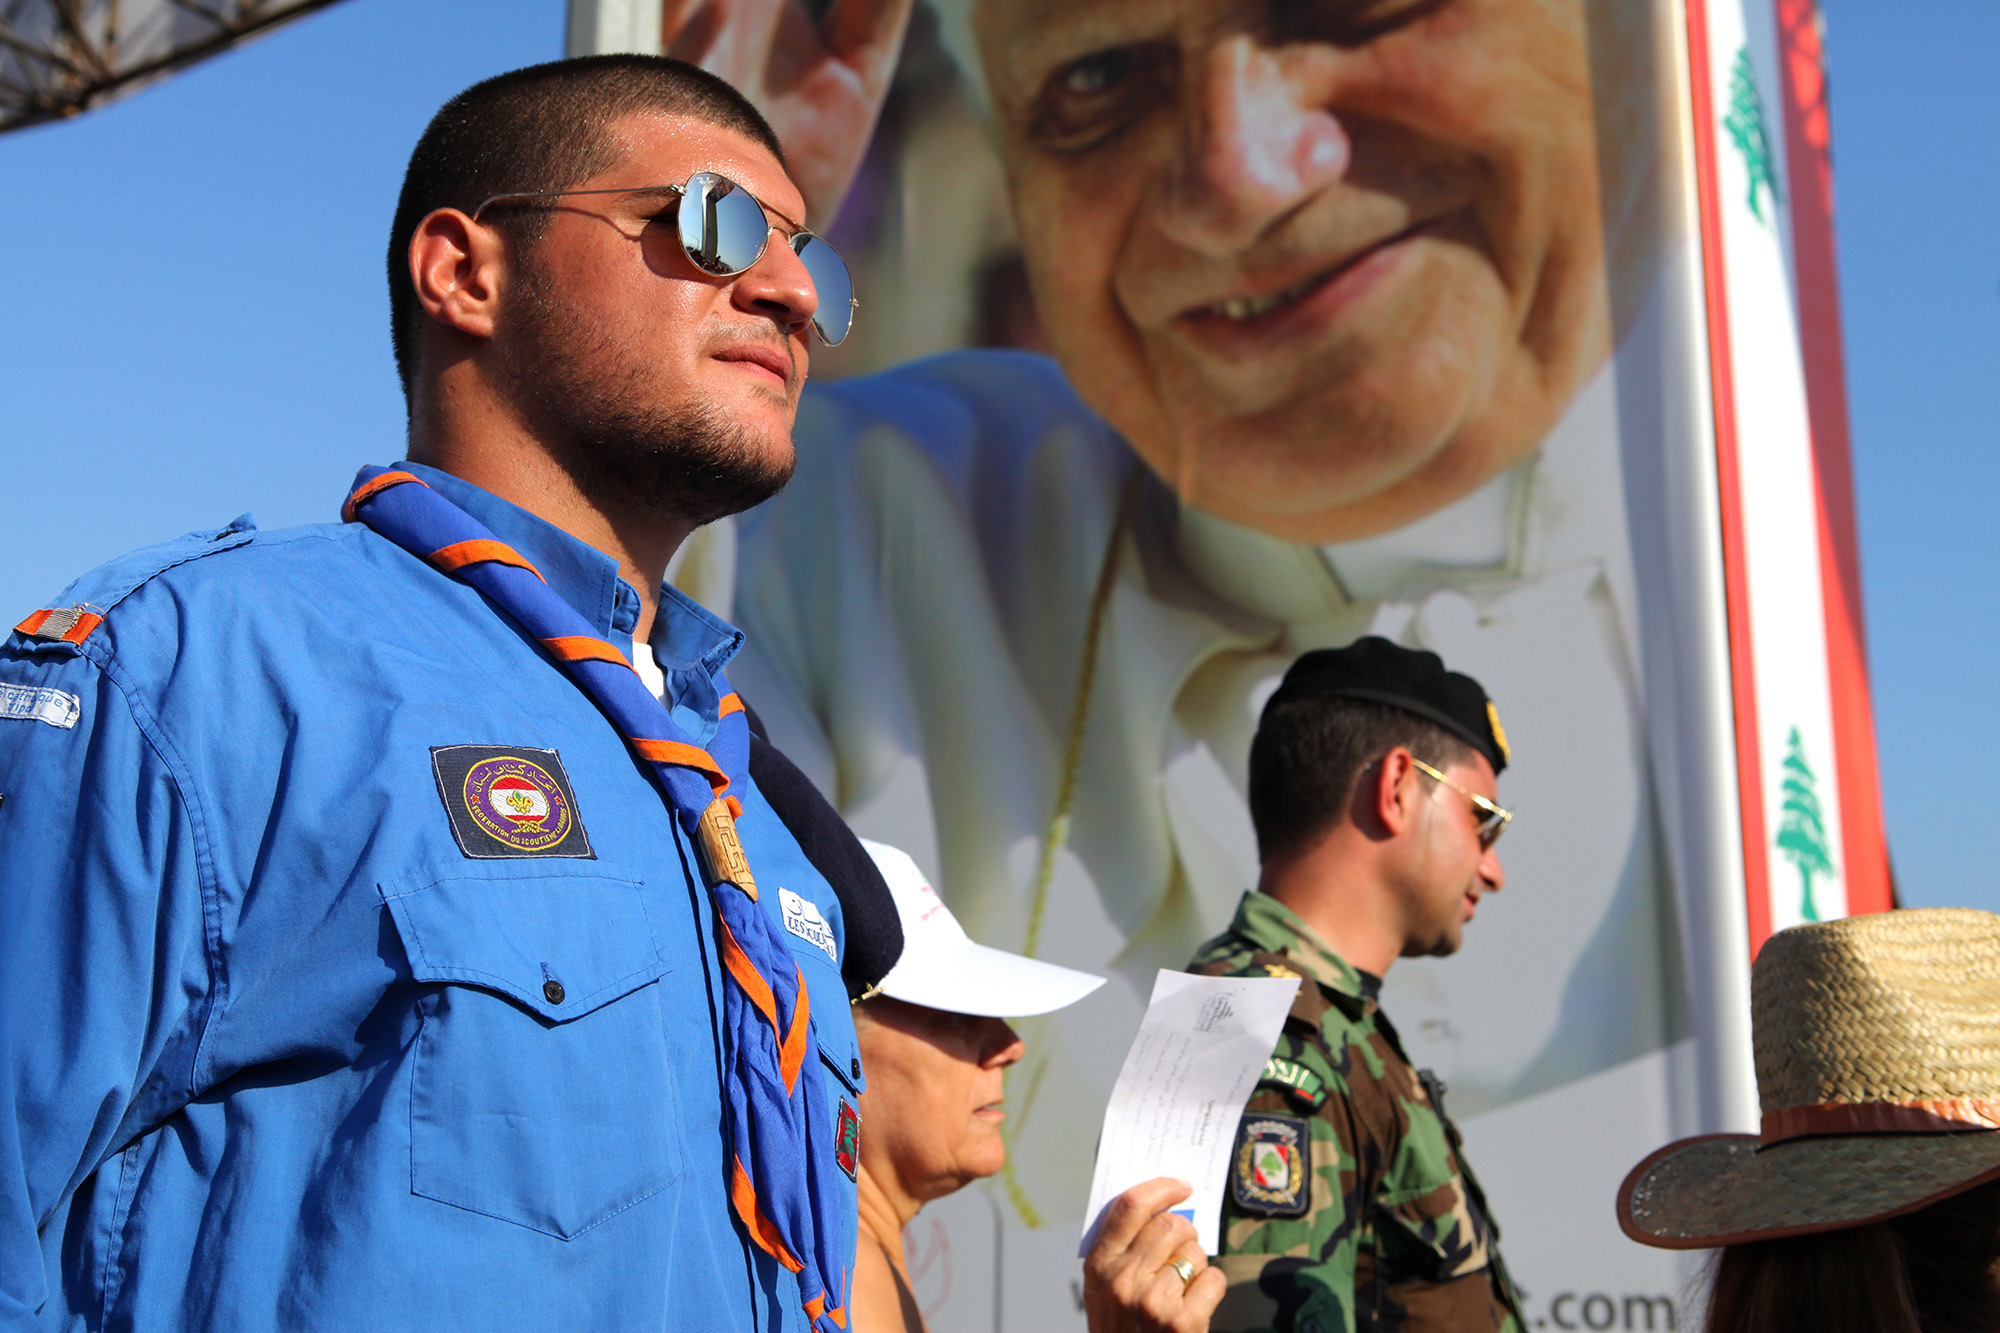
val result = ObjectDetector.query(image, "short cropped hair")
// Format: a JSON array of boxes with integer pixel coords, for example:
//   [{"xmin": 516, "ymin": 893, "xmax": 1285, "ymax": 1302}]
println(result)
[
  {"xmin": 387, "ymin": 55, "xmax": 786, "ymax": 401},
  {"xmin": 1248, "ymin": 697, "xmax": 1473, "ymax": 865}
]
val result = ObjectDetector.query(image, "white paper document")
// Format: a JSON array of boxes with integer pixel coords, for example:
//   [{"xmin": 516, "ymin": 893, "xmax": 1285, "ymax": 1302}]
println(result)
[{"xmin": 1079, "ymin": 969, "xmax": 1301, "ymax": 1256}]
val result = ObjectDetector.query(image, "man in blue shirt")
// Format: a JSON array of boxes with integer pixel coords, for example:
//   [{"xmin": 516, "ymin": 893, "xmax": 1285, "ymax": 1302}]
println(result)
[{"xmin": 0, "ymin": 56, "xmax": 871, "ymax": 1329}]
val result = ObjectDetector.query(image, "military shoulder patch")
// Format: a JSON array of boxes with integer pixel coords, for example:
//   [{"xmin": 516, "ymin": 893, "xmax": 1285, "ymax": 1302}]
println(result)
[
  {"xmin": 431, "ymin": 745, "xmax": 594, "ymax": 860},
  {"xmin": 1259, "ymin": 1056, "xmax": 1328, "ymax": 1110},
  {"xmin": 1232, "ymin": 1112, "xmax": 1311, "ymax": 1217}
]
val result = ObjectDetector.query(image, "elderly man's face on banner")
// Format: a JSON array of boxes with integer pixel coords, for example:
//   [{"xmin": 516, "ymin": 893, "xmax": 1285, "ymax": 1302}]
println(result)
[{"xmin": 976, "ymin": 0, "xmax": 1668, "ymax": 544}]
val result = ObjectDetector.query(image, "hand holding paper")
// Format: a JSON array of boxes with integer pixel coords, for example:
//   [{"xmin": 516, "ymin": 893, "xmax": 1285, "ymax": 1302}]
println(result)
[{"xmin": 1081, "ymin": 970, "xmax": 1302, "ymax": 1256}]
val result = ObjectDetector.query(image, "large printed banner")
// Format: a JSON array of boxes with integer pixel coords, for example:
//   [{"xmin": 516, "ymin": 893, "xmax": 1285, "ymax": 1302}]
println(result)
[{"xmin": 573, "ymin": 0, "xmax": 1888, "ymax": 1325}]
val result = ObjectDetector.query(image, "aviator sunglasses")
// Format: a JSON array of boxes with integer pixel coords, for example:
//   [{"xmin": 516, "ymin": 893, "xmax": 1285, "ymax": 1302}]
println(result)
[
  {"xmin": 1409, "ymin": 758, "xmax": 1513, "ymax": 849},
  {"xmin": 472, "ymin": 171, "xmax": 857, "ymax": 346}
]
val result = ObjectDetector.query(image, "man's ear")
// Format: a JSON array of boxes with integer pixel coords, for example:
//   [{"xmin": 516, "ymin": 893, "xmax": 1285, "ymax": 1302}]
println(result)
[
  {"xmin": 410, "ymin": 207, "xmax": 506, "ymax": 342},
  {"xmin": 1369, "ymin": 747, "xmax": 1421, "ymax": 838}
]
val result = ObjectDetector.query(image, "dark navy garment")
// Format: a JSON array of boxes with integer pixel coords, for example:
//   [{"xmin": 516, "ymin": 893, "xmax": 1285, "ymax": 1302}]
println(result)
[{"xmin": 0, "ymin": 462, "xmax": 861, "ymax": 1330}]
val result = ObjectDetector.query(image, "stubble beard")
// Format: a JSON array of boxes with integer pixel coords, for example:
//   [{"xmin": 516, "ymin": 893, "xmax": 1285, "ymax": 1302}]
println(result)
[{"xmin": 497, "ymin": 258, "xmax": 795, "ymax": 530}]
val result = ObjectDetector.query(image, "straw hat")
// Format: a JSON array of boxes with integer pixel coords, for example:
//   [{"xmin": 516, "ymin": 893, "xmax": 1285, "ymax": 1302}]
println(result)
[{"xmin": 1620, "ymin": 907, "xmax": 2000, "ymax": 1248}]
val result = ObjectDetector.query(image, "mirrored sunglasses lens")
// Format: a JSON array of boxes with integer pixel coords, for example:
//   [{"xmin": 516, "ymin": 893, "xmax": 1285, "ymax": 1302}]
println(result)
[
  {"xmin": 681, "ymin": 174, "xmax": 771, "ymax": 276},
  {"xmin": 796, "ymin": 236, "xmax": 855, "ymax": 345}
]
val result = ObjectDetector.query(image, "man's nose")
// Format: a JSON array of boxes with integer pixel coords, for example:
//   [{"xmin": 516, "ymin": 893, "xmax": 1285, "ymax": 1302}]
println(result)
[
  {"xmin": 1152, "ymin": 37, "xmax": 1351, "ymax": 258},
  {"xmin": 982, "ymin": 1018, "xmax": 1026, "ymax": 1070},
  {"xmin": 733, "ymin": 231, "xmax": 819, "ymax": 338},
  {"xmin": 1480, "ymin": 844, "xmax": 1505, "ymax": 894}
]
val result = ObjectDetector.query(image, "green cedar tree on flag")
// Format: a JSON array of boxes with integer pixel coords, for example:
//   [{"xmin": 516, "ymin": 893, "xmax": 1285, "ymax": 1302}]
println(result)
[
  {"xmin": 1776, "ymin": 727, "xmax": 1835, "ymax": 923},
  {"xmin": 1724, "ymin": 46, "xmax": 1783, "ymax": 226}
]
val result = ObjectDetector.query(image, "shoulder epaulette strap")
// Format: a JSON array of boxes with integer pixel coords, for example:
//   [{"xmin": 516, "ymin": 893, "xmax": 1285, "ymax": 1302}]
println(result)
[
  {"xmin": 10, "ymin": 515, "xmax": 258, "ymax": 652},
  {"xmin": 16, "ymin": 606, "xmax": 104, "ymax": 645}
]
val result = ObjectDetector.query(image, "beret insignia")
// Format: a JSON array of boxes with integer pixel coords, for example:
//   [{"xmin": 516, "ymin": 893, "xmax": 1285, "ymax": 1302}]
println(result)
[{"xmin": 1486, "ymin": 700, "xmax": 1511, "ymax": 764}]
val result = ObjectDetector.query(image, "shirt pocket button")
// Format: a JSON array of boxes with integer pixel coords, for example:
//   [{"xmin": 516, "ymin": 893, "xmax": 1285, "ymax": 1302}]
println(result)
[{"xmin": 543, "ymin": 979, "xmax": 566, "ymax": 1004}]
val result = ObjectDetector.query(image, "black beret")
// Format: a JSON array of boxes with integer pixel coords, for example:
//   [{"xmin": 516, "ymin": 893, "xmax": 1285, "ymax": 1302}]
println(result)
[
  {"xmin": 741, "ymin": 704, "xmax": 905, "ymax": 999},
  {"xmin": 1260, "ymin": 637, "xmax": 1511, "ymax": 775}
]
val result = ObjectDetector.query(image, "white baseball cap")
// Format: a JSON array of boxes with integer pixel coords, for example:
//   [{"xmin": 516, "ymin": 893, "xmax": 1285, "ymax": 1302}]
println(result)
[{"xmin": 863, "ymin": 840, "xmax": 1106, "ymax": 1018}]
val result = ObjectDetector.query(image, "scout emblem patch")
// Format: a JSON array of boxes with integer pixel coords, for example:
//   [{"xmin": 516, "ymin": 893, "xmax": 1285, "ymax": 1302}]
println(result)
[
  {"xmin": 780, "ymin": 887, "xmax": 838, "ymax": 961},
  {"xmin": 432, "ymin": 745, "xmax": 594, "ymax": 859},
  {"xmin": 1232, "ymin": 1114, "xmax": 1311, "ymax": 1217},
  {"xmin": 835, "ymin": 1099, "xmax": 860, "ymax": 1181}
]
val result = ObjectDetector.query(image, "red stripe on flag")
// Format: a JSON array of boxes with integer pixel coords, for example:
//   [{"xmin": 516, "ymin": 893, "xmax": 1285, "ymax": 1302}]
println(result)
[{"xmin": 1775, "ymin": 0, "xmax": 1893, "ymax": 916}]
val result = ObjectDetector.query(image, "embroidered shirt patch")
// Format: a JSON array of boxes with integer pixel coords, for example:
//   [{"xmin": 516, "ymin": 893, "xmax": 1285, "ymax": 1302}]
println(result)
[
  {"xmin": 835, "ymin": 1099, "xmax": 860, "ymax": 1182},
  {"xmin": 431, "ymin": 745, "xmax": 594, "ymax": 860},
  {"xmin": 1232, "ymin": 1113, "xmax": 1311, "ymax": 1217},
  {"xmin": 0, "ymin": 682, "xmax": 80, "ymax": 729},
  {"xmin": 779, "ymin": 887, "xmax": 838, "ymax": 961},
  {"xmin": 1259, "ymin": 1056, "xmax": 1328, "ymax": 1110}
]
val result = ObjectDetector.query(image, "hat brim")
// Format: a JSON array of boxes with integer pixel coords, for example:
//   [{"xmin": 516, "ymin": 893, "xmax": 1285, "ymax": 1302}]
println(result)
[
  {"xmin": 877, "ymin": 941, "xmax": 1106, "ymax": 1018},
  {"xmin": 1618, "ymin": 1130, "xmax": 2000, "ymax": 1249}
]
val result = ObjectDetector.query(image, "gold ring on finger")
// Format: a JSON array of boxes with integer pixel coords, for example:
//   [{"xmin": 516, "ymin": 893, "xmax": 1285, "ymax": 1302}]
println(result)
[{"xmin": 1169, "ymin": 1257, "xmax": 1196, "ymax": 1288}]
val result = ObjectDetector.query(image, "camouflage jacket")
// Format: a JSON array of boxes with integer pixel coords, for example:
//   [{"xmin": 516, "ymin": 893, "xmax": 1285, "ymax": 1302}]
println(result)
[{"xmin": 1190, "ymin": 893, "xmax": 1523, "ymax": 1333}]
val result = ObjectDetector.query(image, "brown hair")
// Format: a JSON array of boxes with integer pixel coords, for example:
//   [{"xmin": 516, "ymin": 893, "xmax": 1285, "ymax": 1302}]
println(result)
[
  {"xmin": 1705, "ymin": 1181, "xmax": 2000, "ymax": 1333},
  {"xmin": 1247, "ymin": 697, "xmax": 1471, "ymax": 865},
  {"xmin": 386, "ymin": 54, "xmax": 784, "ymax": 402}
]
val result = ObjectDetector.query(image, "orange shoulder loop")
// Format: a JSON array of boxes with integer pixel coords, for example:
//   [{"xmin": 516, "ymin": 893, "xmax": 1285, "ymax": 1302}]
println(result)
[
  {"xmin": 719, "ymin": 692, "xmax": 746, "ymax": 717},
  {"xmin": 16, "ymin": 607, "xmax": 105, "ymax": 645},
  {"xmin": 340, "ymin": 469, "xmax": 427, "ymax": 523}
]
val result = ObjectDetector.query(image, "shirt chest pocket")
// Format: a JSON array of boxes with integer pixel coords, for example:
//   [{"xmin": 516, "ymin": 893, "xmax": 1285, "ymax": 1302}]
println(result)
[
  {"xmin": 380, "ymin": 861, "xmax": 685, "ymax": 1240},
  {"xmin": 1376, "ymin": 1108, "xmax": 1491, "ymax": 1283}
]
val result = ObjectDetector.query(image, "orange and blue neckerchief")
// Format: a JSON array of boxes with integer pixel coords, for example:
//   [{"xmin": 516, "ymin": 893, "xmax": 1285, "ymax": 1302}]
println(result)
[{"xmin": 345, "ymin": 465, "xmax": 850, "ymax": 1331}]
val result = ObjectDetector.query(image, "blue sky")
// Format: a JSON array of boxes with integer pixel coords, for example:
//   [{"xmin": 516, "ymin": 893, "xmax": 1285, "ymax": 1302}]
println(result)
[{"xmin": 0, "ymin": 0, "xmax": 1991, "ymax": 912}]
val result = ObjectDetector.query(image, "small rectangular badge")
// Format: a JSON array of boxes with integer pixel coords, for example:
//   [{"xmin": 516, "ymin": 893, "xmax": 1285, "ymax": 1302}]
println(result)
[
  {"xmin": 0, "ymin": 682, "xmax": 80, "ymax": 729},
  {"xmin": 431, "ymin": 745, "xmax": 595, "ymax": 860},
  {"xmin": 835, "ymin": 1099, "xmax": 860, "ymax": 1182}
]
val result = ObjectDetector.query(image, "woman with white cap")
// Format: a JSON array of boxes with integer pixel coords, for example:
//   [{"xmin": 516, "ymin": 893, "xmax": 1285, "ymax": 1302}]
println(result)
[
  {"xmin": 853, "ymin": 840, "xmax": 1225, "ymax": 1333},
  {"xmin": 1618, "ymin": 908, "xmax": 2000, "ymax": 1332}
]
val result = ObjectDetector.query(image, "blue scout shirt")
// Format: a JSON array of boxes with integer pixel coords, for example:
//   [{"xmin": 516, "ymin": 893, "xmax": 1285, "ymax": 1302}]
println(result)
[{"xmin": 0, "ymin": 463, "xmax": 862, "ymax": 1330}]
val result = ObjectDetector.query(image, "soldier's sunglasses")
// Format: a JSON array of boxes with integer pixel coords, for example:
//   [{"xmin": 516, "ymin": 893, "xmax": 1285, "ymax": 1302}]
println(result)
[
  {"xmin": 1410, "ymin": 758, "xmax": 1512, "ymax": 849},
  {"xmin": 471, "ymin": 171, "xmax": 857, "ymax": 346}
]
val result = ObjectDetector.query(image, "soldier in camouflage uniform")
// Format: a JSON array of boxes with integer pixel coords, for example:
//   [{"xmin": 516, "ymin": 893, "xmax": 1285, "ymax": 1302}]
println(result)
[{"xmin": 1188, "ymin": 638, "xmax": 1525, "ymax": 1333}]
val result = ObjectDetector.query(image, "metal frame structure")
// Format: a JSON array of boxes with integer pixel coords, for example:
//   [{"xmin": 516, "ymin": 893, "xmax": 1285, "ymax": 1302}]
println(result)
[{"xmin": 1, "ymin": 0, "xmax": 346, "ymax": 134}]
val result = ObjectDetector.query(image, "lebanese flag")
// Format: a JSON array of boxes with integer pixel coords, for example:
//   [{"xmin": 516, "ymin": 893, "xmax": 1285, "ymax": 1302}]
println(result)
[{"xmin": 489, "ymin": 775, "xmax": 549, "ymax": 823}]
